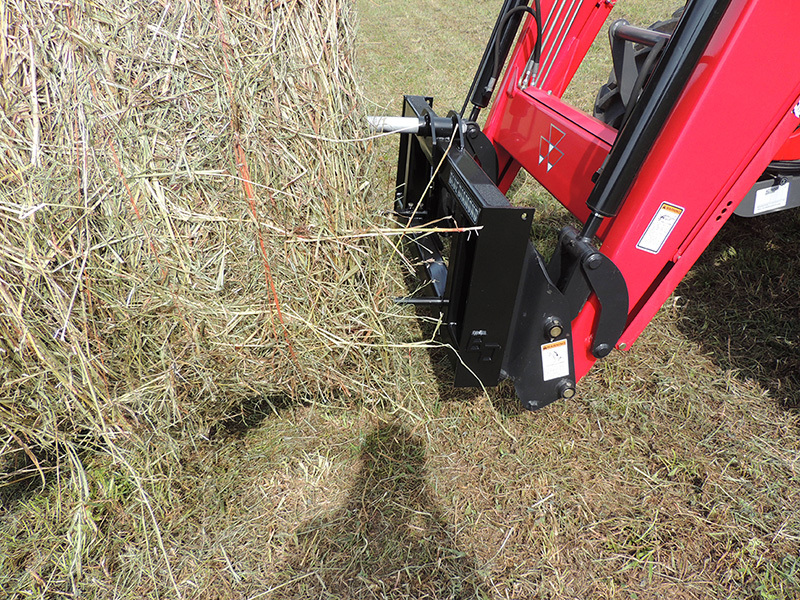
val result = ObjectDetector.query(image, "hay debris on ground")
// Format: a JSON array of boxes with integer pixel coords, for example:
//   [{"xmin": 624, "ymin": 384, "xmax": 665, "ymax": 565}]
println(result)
[
  {"xmin": 3, "ymin": 0, "xmax": 800, "ymax": 599},
  {"xmin": 0, "ymin": 0, "xmax": 419, "ymax": 594}
]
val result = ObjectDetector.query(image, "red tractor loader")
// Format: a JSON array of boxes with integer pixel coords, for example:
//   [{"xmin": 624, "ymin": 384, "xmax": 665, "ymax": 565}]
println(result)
[{"xmin": 371, "ymin": 0, "xmax": 800, "ymax": 409}]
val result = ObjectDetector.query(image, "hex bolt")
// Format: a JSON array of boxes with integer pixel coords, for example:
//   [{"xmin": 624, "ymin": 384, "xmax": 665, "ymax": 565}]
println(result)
[
  {"xmin": 557, "ymin": 379, "xmax": 576, "ymax": 400},
  {"xmin": 543, "ymin": 316, "xmax": 563, "ymax": 340},
  {"xmin": 593, "ymin": 343, "xmax": 612, "ymax": 358}
]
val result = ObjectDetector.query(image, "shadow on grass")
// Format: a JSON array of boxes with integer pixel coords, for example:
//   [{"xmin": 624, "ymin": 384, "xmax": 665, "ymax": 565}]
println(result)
[
  {"xmin": 398, "ymin": 253, "xmax": 484, "ymax": 406},
  {"xmin": 0, "ymin": 445, "xmax": 59, "ymax": 510},
  {"xmin": 0, "ymin": 428, "xmax": 102, "ymax": 511},
  {"xmin": 0, "ymin": 393, "xmax": 294, "ymax": 512},
  {"xmin": 281, "ymin": 421, "xmax": 488, "ymax": 599},
  {"xmin": 404, "ymin": 300, "xmax": 525, "ymax": 414},
  {"xmin": 208, "ymin": 394, "xmax": 297, "ymax": 439},
  {"xmin": 676, "ymin": 211, "xmax": 800, "ymax": 409}
]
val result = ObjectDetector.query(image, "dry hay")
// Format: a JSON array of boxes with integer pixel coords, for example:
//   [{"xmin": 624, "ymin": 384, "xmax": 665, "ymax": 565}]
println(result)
[
  {"xmin": 0, "ymin": 0, "xmax": 413, "ymax": 505},
  {"xmin": 0, "ymin": 0, "xmax": 429, "ymax": 592}
]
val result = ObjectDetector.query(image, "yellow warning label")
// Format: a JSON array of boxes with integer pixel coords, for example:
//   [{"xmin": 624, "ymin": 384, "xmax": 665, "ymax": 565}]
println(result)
[
  {"xmin": 542, "ymin": 340, "xmax": 567, "ymax": 351},
  {"xmin": 636, "ymin": 202, "xmax": 684, "ymax": 254},
  {"xmin": 660, "ymin": 202, "xmax": 683, "ymax": 215},
  {"xmin": 541, "ymin": 339, "xmax": 569, "ymax": 381}
]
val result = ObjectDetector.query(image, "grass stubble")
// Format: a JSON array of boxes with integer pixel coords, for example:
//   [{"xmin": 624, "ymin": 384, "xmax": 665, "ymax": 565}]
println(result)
[{"xmin": 1, "ymin": 0, "xmax": 799, "ymax": 599}]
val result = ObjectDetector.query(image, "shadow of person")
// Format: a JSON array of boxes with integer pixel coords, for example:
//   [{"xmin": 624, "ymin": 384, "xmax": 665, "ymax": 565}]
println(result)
[{"xmin": 279, "ymin": 421, "xmax": 488, "ymax": 599}]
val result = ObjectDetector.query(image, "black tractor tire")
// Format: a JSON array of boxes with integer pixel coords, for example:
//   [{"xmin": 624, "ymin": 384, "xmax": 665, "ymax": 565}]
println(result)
[{"xmin": 593, "ymin": 6, "xmax": 800, "ymax": 175}]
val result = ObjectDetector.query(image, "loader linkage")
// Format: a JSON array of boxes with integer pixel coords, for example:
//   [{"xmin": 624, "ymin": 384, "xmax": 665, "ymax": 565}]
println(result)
[
  {"xmin": 375, "ymin": 0, "xmax": 800, "ymax": 409},
  {"xmin": 392, "ymin": 96, "xmax": 628, "ymax": 409}
]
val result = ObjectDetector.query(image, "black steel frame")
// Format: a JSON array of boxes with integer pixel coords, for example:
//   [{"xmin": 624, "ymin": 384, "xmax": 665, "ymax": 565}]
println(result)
[{"xmin": 394, "ymin": 95, "xmax": 578, "ymax": 409}]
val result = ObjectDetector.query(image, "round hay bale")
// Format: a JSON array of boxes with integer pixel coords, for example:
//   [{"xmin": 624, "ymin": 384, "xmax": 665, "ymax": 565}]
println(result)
[{"xmin": 0, "ymin": 0, "xmax": 409, "ymax": 482}]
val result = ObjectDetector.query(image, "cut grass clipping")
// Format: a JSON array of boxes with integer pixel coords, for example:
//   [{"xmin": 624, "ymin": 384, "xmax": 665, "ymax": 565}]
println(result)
[{"xmin": 0, "ymin": 0, "xmax": 424, "ymax": 593}]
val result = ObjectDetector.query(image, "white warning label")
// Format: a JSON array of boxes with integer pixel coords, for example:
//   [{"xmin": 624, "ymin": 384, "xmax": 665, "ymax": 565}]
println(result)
[
  {"xmin": 541, "ymin": 339, "xmax": 569, "ymax": 382},
  {"xmin": 636, "ymin": 202, "xmax": 684, "ymax": 254},
  {"xmin": 753, "ymin": 181, "xmax": 789, "ymax": 214}
]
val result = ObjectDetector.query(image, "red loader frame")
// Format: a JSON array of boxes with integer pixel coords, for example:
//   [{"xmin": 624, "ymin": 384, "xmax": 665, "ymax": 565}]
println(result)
[{"xmin": 380, "ymin": 0, "xmax": 800, "ymax": 408}]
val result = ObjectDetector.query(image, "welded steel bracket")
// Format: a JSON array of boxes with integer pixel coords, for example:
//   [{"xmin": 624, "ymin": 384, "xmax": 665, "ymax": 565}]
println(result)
[
  {"xmin": 548, "ymin": 227, "xmax": 629, "ymax": 359},
  {"xmin": 394, "ymin": 95, "xmax": 576, "ymax": 408}
]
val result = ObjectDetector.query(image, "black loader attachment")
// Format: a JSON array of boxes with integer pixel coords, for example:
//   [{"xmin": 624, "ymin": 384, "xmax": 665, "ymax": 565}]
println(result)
[
  {"xmin": 384, "ymin": 96, "xmax": 627, "ymax": 411},
  {"xmin": 372, "ymin": 0, "xmax": 629, "ymax": 410},
  {"xmin": 370, "ymin": 0, "xmax": 800, "ymax": 410}
]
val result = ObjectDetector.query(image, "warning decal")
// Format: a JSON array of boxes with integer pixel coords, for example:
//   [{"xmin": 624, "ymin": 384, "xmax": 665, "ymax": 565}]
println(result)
[
  {"xmin": 541, "ymin": 339, "xmax": 569, "ymax": 382},
  {"xmin": 754, "ymin": 181, "xmax": 789, "ymax": 214},
  {"xmin": 636, "ymin": 202, "xmax": 684, "ymax": 254}
]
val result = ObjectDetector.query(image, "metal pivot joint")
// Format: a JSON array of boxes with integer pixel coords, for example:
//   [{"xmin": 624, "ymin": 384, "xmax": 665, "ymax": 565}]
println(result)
[
  {"xmin": 548, "ymin": 227, "xmax": 629, "ymax": 359},
  {"xmin": 377, "ymin": 0, "xmax": 800, "ymax": 413}
]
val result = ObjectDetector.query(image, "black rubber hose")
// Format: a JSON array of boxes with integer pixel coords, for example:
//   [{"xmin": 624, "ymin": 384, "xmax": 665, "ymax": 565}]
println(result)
[
  {"xmin": 764, "ymin": 160, "xmax": 800, "ymax": 176},
  {"xmin": 491, "ymin": 3, "xmax": 542, "ymax": 86}
]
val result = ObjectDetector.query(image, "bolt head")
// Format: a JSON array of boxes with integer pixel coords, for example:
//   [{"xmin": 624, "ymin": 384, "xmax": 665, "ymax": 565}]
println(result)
[
  {"xmin": 585, "ymin": 254, "xmax": 602, "ymax": 270},
  {"xmin": 543, "ymin": 316, "xmax": 564, "ymax": 340},
  {"xmin": 593, "ymin": 343, "xmax": 612, "ymax": 358},
  {"xmin": 557, "ymin": 379, "xmax": 576, "ymax": 400}
]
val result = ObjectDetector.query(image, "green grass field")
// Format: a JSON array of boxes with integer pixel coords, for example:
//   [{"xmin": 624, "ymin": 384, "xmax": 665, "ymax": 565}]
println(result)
[
  {"xmin": 2, "ymin": 0, "xmax": 799, "ymax": 598},
  {"xmin": 351, "ymin": 3, "xmax": 800, "ymax": 599}
]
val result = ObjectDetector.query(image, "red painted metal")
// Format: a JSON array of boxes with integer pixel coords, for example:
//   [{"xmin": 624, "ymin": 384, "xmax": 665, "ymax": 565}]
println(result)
[
  {"xmin": 601, "ymin": 0, "xmax": 800, "ymax": 354},
  {"xmin": 485, "ymin": 0, "xmax": 616, "ymax": 191},
  {"xmin": 483, "ymin": 0, "xmax": 800, "ymax": 381},
  {"xmin": 532, "ymin": 0, "xmax": 616, "ymax": 96},
  {"xmin": 491, "ymin": 89, "xmax": 616, "ymax": 236},
  {"xmin": 774, "ymin": 127, "xmax": 800, "ymax": 161}
]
